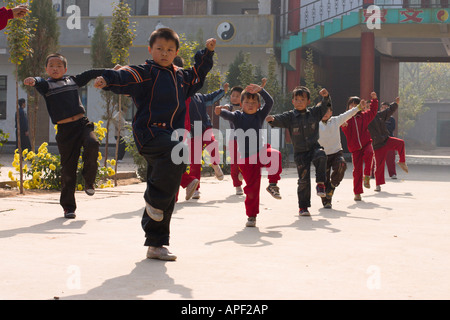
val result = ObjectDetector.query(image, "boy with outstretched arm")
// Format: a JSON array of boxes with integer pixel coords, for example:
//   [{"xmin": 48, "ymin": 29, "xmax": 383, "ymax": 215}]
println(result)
[
  {"xmin": 24, "ymin": 53, "xmax": 104, "ymax": 219},
  {"xmin": 215, "ymin": 82, "xmax": 282, "ymax": 228},
  {"xmin": 318, "ymin": 102, "xmax": 363, "ymax": 208},
  {"xmin": 266, "ymin": 87, "xmax": 330, "ymax": 216},
  {"xmin": 94, "ymin": 28, "xmax": 215, "ymax": 261}
]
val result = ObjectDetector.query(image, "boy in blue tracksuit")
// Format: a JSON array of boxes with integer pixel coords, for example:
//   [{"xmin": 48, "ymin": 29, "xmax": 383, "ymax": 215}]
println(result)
[{"xmin": 95, "ymin": 28, "xmax": 215, "ymax": 261}]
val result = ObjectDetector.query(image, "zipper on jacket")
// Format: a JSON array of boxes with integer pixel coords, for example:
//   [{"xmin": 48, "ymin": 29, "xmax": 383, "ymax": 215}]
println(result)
[
  {"xmin": 354, "ymin": 117, "xmax": 362, "ymax": 150},
  {"xmin": 169, "ymin": 67, "xmax": 179, "ymax": 130}
]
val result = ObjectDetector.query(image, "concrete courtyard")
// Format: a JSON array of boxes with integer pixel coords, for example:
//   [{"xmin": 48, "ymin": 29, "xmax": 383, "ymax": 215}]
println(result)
[{"xmin": 0, "ymin": 153, "xmax": 449, "ymax": 300}]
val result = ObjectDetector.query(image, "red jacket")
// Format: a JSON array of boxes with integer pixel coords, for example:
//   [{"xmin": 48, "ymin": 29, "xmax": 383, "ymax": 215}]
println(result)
[
  {"xmin": 0, "ymin": 7, "xmax": 13, "ymax": 30},
  {"xmin": 341, "ymin": 99, "xmax": 378, "ymax": 152}
]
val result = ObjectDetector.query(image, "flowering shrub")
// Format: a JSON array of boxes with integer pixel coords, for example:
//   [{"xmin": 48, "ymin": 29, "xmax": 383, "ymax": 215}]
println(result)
[{"xmin": 9, "ymin": 121, "xmax": 116, "ymax": 190}]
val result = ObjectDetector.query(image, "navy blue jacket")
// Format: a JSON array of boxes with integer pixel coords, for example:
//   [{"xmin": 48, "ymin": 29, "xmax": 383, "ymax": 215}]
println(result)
[
  {"xmin": 189, "ymin": 88, "xmax": 225, "ymax": 136},
  {"xmin": 102, "ymin": 48, "xmax": 214, "ymax": 151},
  {"xmin": 219, "ymin": 89, "xmax": 273, "ymax": 158}
]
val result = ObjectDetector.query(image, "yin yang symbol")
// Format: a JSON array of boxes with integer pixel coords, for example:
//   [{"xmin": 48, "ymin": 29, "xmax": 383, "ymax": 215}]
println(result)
[{"xmin": 217, "ymin": 21, "xmax": 235, "ymax": 41}]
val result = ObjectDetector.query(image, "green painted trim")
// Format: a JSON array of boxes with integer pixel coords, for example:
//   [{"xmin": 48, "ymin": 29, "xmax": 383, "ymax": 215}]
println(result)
[{"xmin": 280, "ymin": 8, "xmax": 450, "ymax": 68}]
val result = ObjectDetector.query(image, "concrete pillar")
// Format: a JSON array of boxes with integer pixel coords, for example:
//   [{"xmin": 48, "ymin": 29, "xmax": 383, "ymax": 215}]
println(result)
[
  {"xmin": 360, "ymin": 31, "xmax": 375, "ymax": 99},
  {"xmin": 258, "ymin": 0, "xmax": 271, "ymax": 14},
  {"xmin": 288, "ymin": 0, "xmax": 300, "ymax": 33}
]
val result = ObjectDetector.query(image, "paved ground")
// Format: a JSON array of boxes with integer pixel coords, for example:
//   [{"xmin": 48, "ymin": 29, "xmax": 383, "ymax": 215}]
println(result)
[{"xmin": 1, "ymin": 151, "xmax": 450, "ymax": 300}]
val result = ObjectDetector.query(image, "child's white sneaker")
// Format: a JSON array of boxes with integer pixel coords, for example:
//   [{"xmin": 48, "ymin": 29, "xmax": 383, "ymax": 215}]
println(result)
[
  {"xmin": 235, "ymin": 186, "xmax": 243, "ymax": 195},
  {"xmin": 192, "ymin": 190, "xmax": 200, "ymax": 199},
  {"xmin": 185, "ymin": 179, "xmax": 199, "ymax": 200}
]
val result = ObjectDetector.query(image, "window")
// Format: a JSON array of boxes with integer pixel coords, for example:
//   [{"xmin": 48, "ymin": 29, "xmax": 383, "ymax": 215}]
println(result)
[
  {"xmin": 123, "ymin": 0, "xmax": 149, "ymax": 15},
  {"xmin": 184, "ymin": 0, "xmax": 208, "ymax": 15},
  {"xmin": 62, "ymin": 0, "xmax": 89, "ymax": 17},
  {"xmin": 0, "ymin": 76, "xmax": 6, "ymax": 120}
]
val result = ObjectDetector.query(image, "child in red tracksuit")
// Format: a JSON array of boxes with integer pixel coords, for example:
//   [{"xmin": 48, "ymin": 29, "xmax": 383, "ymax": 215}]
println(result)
[
  {"xmin": 368, "ymin": 97, "xmax": 408, "ymax": 191},
  {"xmin": 341, "ymin": 92, "xmax": 378, "ymax": 201},
  {"xmin": 215, "ymin": 84, "xmax": 282, "ymax": 227}
]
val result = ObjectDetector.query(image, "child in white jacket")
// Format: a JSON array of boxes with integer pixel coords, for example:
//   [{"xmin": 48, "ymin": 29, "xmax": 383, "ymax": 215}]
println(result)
[{"xmin": 318, "ymin": 105, "xmax": 362, "ymax": 208}]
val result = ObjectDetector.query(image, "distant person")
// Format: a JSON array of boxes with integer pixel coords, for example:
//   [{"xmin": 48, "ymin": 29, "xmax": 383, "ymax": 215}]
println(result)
[
  {"xmin": 341, "ymin": 92, "xmax": 378, "ymax": 201},
  {"xmin": 368, "ymin": 97, "xmax": 408, "ymax": 192},
  {"xmin": 383, "ymin": 102, "xmax": 397, "ymax": 179},
  {"xmin": 15, "ymin": 98, "xmax": 32, "ymax": 152},
  {"xmin": 318, "ymin": 103, "xmax": 362, "ymax": 208}
]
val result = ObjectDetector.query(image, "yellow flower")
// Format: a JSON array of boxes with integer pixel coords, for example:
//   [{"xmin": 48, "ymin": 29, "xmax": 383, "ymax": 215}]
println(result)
[
  {"xmin": 77, "ymin": 184, "xmax": 83, "ymax": 191},
  {"xmin": 49, "ymin": 164, "xmax": 56, "ymax": 171},
  {"xmin": 26, "ymin": 151, "xmax": 35, "ymax": 160},
  {"xmin": 100, "ymin": 184, "xmax": 105, "ymax": 189},
  {"xmin": 8, "ymin": 171, "xmax": 14, "ymax": 180},
  {"xmin": 107, "ymin": 168, "xmax": 115, "ymax": 176},
  {"xmin": 22, "ymin": 149, "xmax": 28, "ymax": 157},
  {"xmin": 98, "ymin": 152, "xmax": 102, "ymax": 160},
  {"xmin": 33, "ymin": 172, "xmax": 41, "ymax": 180},
  {"xmin": 110, "ymin": 159, "xmax": 116, "ymax": 166}
]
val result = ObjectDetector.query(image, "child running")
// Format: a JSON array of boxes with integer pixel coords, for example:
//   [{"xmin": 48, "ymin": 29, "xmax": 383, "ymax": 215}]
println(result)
[
  {"xmin": 341, "ymin": 92, "xmax": 378, "ymax": 201},
  {"xmin": 24, "ymin": 53, "xmax": 104, "ymax": 219},
  {"xmin": 368, "ymin": 97, "xmax": 408, "ymax": 191},
  {"xmin": 267, "ymin": 87, "xmax": 331, "ymax": 216},
  {"xmin": 318, "ymin": 102, "xmax": 363, "ymax": 208},
  {"xmin": 94, "ymin": 28, "xmax": 215, "ymax": 261},
  {"xmin": 215, "ymin": 83, "xmax": 282, "ymax": 227}
]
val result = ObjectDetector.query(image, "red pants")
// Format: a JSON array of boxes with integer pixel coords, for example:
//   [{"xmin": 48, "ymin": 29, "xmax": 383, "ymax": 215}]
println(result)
[
  {"xmin": 228, "ymin": 139, "xmax": 242, "ymax": 187},
  {"xmin": 180, "ymin": 131, "xmax": 219, "ymax": 190},
  {"xmin": 238, "ymin": 145, "xmax": 282, "ymax": 217},
  {"xmin": 374, "ymin": 137, "xmax": 405, "ymax": 186},
  {"xmin": 385, "ymin": 149, "xmax": 396, "ymax": 177},
  {"xmin": 351, "ymin": 143, "xmax": 374, "ymax": 195}
]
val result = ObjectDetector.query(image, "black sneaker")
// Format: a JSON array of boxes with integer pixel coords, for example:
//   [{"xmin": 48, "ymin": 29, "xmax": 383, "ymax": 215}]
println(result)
[
  {"xmin": 299, "ymin": 208, "xmax": 310, "ymax": 216},
  {"xmin": 85, "ymin": 184, "xmax": 95, "ymax": 196},
  {"xmin": 64, "ymin": 210, "xmax": 76, "ymax": 219}
]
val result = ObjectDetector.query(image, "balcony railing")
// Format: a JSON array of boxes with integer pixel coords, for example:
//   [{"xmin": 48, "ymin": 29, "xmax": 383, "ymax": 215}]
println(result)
[{"xmin": 278, "ymin": 0, "xmax": 448, "ymax": 38}]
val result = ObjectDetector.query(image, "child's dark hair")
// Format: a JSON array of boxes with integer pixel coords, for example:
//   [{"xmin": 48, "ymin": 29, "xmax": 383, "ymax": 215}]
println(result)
[
  {"xmin": 241, "ymin": 90, "xmax": 260, "ymax": 104},
  {"xmin": 292, "ymin": 86, "xmax": 311, "ymax": 100},
  {"xmin": 46, "ymin": 53, "xmax": 67, "ymax": 68},
  {"xmin": 173, "ymin": 56, "xmax": 184, "ymax": 68},
  {"xmin": 347, "ymin": 96, "xmax": 361, "ymax": 109},
  {"xmin": 148, "ymin": 28, "xmax": 180, "ymax": 50},
  {"xmin": 381, "ymin": 102, "xmax": 390, "ymax": 107},
  {"xmin": 230, "ymin": 86, "xmax": 244, "ymax": 95}
]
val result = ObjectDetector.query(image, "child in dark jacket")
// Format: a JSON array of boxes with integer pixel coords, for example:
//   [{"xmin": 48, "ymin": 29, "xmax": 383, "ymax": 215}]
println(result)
[
  {"xmin": 267, "ymin": 87, "xmax": 331, "ymax": 216},
  {"xmin": 216, "ymin": 84, "xmax": 282, "ymax": 227},
  {"xmin": 341, "ymin": 92, "xmax": 378, "ymax": 201},
  {"xmin": 94, "ymin": 28, "xmax": 215, "ymax": 261},
  {"xmin": 24, "ymin": 53, "xmax": 105, "ymax": 219},
  {"xmin": 368, "ymin": 97, "xmax": 408, "ymax": 191}
]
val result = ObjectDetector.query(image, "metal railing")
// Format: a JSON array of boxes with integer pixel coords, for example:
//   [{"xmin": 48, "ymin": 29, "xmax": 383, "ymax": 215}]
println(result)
[{"xmin": 277, "ymin": 0, "xmax": 449, "ymax": 39}]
